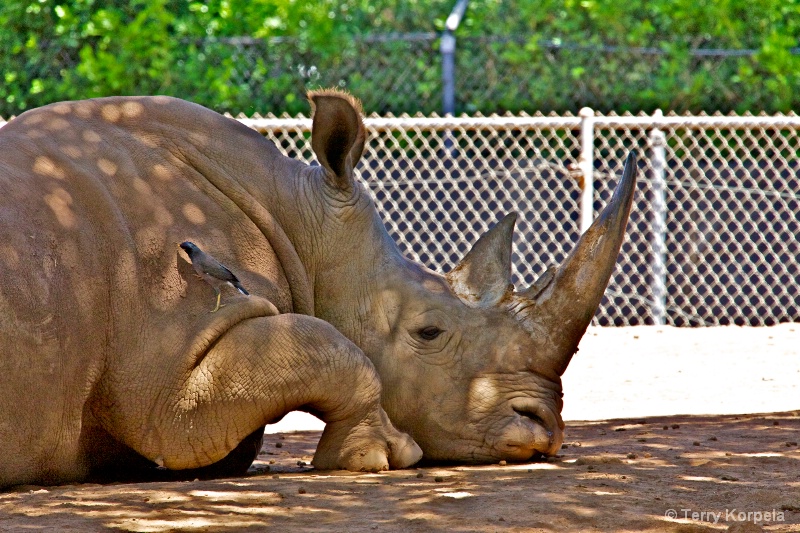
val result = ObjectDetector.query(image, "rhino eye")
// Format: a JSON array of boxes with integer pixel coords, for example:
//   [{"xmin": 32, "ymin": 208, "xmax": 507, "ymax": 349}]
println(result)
[{"xmin": 418, "ymin": 326, "xmax": 443, "ymax": 341}]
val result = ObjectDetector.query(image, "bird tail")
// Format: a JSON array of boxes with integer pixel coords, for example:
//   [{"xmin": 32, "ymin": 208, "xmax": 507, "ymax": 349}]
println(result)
[{"xmin": 233, "ymin": 282, "xmax": 249, "ymax": 296}]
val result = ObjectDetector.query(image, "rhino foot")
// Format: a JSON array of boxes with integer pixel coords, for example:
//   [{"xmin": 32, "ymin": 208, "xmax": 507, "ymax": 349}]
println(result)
[{"xmin": 312, "ymin": 409, "xmax": 422, "ymax": 472}]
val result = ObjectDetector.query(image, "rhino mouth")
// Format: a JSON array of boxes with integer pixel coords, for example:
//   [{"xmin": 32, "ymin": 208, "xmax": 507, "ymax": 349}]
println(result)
[{"xmin": 488, "ymin": 400, "xmax": 564, "ymax": 461}]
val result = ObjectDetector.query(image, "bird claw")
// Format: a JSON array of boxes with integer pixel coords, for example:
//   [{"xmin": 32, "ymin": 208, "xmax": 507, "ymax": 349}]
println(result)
[{"xmin": 209, "ymin": 303, "xmax": 226, "ymax": 313}]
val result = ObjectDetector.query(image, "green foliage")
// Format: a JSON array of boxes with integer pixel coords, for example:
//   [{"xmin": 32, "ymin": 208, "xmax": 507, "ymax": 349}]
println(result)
[{"xmin": 0, "ymin": 0, "xmax": 798, "ymax": 117}]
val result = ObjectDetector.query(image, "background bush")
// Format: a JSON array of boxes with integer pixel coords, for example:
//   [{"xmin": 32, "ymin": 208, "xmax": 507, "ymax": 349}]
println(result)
[{"xmin": 1, "ymin": 0, "xmax": 798, "ymax": 117}]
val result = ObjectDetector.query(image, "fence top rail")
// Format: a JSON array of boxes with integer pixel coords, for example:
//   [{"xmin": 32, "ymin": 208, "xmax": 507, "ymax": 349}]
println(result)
[
  {"xmin": 238, "ymin": 114, "xmax": 800, "ymax": 132},
  {"xmin": 237, "ymin": 115, "xmax": 583, "ymax": 132},
  {"xmin": 2, "ymin": 113, "xmax": 800, "ymax": 132}
]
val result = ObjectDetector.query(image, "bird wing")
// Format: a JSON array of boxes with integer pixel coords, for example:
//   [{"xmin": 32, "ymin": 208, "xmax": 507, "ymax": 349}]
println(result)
[{"xmin": 197, "ymin": 252, "xmax": 240, "ymax": 283}]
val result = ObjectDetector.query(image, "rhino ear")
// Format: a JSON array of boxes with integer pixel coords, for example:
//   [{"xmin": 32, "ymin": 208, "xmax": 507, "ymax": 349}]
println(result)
[
  {"xmin": 309, "ymin": 89, "xmax": 366, "ymax": 192},
  {"xmin": 446, "ymin": 213, "xmax": 517, "ymax": 307}
]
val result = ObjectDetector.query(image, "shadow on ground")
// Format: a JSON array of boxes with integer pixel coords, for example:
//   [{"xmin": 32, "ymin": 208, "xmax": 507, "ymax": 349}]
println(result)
[{"xmin": 2, "ymin": 412, "xmax": 799, "ymax": 532}]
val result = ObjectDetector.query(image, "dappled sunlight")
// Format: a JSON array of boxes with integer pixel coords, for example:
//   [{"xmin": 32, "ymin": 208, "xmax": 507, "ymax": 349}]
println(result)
[
  {"xmin": 33, "ymin": 155, "xmax": 67, "ymax": 179},
  {"xmin": 439, "ymin": 491, "xmax": 474, "ymax": 499},
  {"xmin": 82, "ymin": 129, "xmax": 102, "ymax": 143},
  {"xmin": 100, "ymin": 104, "xmax": 122, "ymax": 122},
  {"xmin": 151, "ymin": 164, "xmax": 174, "ymax": 181},
  {"xmin": 1, "ymin": 412, "xmax": 798, "ymax": 531},
  {"xmin": 61, "ymin": 144, "xmax": 84, "ymax": 159},
  {"xmin": 181, "ymin": 203, "xmax": 207, "ymax": 225},
  {"xmin": 44, "ymin": 187, "xmax": 77, "ymax": 228},
  {"xmin": 43, "ymin": 117, "xmax": 71, "ymax": 132},
  {"xmin": 97, "ymin": 158, "xmax": 118, "ymax": 176},
  {"xmin": 109, "ymin": 517, "xmax": 267, "ymax": 532},
  {"xmin": 187, "ymin": 489, "xmax": 278, "ymax": 501},
  {"xmin": 0, "ymin": 96, "xmax": 796, "ymax": 532}
]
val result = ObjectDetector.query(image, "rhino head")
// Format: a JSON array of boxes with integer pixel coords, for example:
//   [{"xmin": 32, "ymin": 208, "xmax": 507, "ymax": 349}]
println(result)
[{"xmin": 286, "ymin": 91, "xmax": 636, "ymax": 463}]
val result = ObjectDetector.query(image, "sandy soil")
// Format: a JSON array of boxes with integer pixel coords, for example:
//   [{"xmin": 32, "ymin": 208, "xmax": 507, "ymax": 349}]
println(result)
[{"xmin": 2, "ymin": 324, "xmax": 798, "ymax": 532}]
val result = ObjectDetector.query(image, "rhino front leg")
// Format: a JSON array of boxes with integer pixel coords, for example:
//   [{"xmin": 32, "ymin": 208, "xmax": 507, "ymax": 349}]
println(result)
[{"xmin": 139, "ymin": 314, "xmax": 421, "ymax": 473}]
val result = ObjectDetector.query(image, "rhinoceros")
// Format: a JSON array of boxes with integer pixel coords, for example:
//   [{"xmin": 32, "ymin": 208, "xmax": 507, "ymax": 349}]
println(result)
[{"xmin": 0, "ymin": 90, "xmax": 635, "ymax": 487}]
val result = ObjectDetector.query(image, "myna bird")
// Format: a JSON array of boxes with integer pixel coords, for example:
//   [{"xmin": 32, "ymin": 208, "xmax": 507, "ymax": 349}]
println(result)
[{"xmin": 179, "ymin": 241, "xmax": 249, "ymax": 312}]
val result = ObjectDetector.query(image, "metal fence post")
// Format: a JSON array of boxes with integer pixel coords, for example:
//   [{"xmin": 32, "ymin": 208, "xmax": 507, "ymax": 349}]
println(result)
[
  {"xmin": 579, "ymin": 107, "xmax": 595, "ymax": 233},
  {"xmin": 441, "ymin": 0, "xmax": 468, "ymax": 154},
  {"xmin": 440, "ymin": 0, "xmax": 468, "ymax": 117},
  {"xmin": 649, "ymin": 109, "xmax": 667, "ymax": 325},
  {"xmin": 440, "ymin": 33, "xmax": 456, "ymax": 117}
]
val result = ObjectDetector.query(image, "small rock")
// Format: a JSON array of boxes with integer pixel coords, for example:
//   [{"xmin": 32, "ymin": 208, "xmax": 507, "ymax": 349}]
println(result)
[
  {"xmin": 561, "ymin": 443, "xmax": 569, "ymax": 449},
  {"xmin": 725, "ymin": 452, "xmax": 733, "ymax": 456},
  {"xmin": 621, "ymin": 475, "xmax": 627, "ymax": 479},
  {"xmin": 671, "ymin": 424, "xmax": 680, "ymax": 429},
  {"xmin": 269, "ymin": 460, "xmax": 275, "ymax": 464},
  {"xmin": 272, "ymin": 474, "xmax": 279, "ymax": 479},
  {"xmin": 615, "ymin": 427, "xmax": 626, "ymax": 432},
  {"xmin": 786, "ymin": 441, "xmax": 798, "ymax": 447},
  {"xmin": 527, "ymin": 469, "xmax": 533, "ymax": 473},
  {"xmin": 720, "ymin": 475, "xmax": 739, "ymax": 481},
  {"xmin": 275, "ymin": 442, "xmax": 283, "ymax": 448},
  {"xmin": 297, "ymin": 461, "xmax": 306, "ymax": 466},
  {"xmin": 643, "ymin": 452, "xmax": 652, "ymax": 458},
  {"xmin": 498, "ymin": 517, "xmax": 505, "ymax": 522},
  {"xmin": 416, "ymin": 472, "xmax": 423, "ymax": 478},
  {"xmin": 637, "ymin": 438, "xmax": 647, "ymax": 442},
  {"xmin": 498, "ymin": 460, "xmax": 507, "ymax": 466},
  {"xmin": 434, "ymin": 476, "xmax": 444, "ymax": 482},
  {"xmin": 298, "ymin": 488, "xmax": 307, "ymax": 494},
  {"xmin": 780, "ymin": 503, "xmax": 800, "ymax": 512},
  {"xmin": 627, "ymin": 453, "xmax": 637, "ymax": 459},
  {"xmin": 663, "ymin": 425, "xmax": 669, "ymax": 430},
  {"xmin": 773, "ymin": 420, "xmax": 780, "ymax": 426},
  {"xmin": 708, "ymin": 436, "xmax": 717, "ymax": 441},
  {"xmin": 693, "ymin": 441, "xmax": 700, "ymax": 446}
]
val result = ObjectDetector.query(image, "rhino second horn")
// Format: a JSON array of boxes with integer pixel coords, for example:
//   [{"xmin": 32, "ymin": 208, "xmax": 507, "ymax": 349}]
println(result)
[
  {"xmin": 520, "ymin": 265, "xmax": 557, "ymax": 300},
  {"xmin": 446, "ymin": 213, "xmax": 517, "ymax": 307},
  {"xmin": 522, "ymin": 151, "xmax": 638, "ymax": 376}
]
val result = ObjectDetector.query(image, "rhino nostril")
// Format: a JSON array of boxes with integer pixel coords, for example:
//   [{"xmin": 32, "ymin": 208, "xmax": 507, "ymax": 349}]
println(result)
[{"xmin": 513, "ymin": 408, "xmax": 546, "ymax": 429}]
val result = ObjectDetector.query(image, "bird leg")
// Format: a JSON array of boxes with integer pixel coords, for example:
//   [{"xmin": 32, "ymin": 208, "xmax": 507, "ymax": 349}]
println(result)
[{"xmin": 210, "ymin": 290, "xmax": 225, "ymax": 313}]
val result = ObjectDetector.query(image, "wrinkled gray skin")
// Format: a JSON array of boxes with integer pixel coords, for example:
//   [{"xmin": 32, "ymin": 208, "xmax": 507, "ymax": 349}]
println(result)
[{"xmin": 0, "ymin": 90, "xmax": 635, "ymax": 487}]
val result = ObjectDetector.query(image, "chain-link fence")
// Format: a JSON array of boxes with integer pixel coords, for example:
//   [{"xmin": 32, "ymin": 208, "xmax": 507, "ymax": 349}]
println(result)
[
  {"xmin": 241, "ymin": 112, "xmax": 800, "ymax": 327},
  {"xmin": 1, "ymin": 111, "xmax": 797, "ymax": 326}
]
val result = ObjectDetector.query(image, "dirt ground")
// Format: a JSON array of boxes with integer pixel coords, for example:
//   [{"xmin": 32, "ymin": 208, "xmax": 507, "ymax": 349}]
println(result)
[{"xmin": 2, "ymin": 324, "xmax": 798, "ymax": 532}]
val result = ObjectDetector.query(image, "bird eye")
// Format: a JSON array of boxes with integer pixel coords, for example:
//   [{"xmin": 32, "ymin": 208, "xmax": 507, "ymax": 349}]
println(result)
[{"xmin": 418, "ymin": 326, "xmax": 443, "ymax": 341}]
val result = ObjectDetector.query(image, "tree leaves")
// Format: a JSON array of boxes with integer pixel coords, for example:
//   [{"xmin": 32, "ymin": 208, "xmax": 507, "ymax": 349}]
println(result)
[{"xmin": 0, "ymin": 0, "xmax": 798, "ymax": 117}]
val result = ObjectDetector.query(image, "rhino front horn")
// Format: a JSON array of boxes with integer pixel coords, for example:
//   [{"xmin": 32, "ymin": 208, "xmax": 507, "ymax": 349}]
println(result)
[{"xmin": 521, "ymin": 151, "xmax": 638, "ymax": 376}]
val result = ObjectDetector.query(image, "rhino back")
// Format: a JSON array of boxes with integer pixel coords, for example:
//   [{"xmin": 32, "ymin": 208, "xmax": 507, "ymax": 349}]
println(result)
[{"xmin": 0, "ymin": 96, "xmax": 300, "ymax": 485}]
